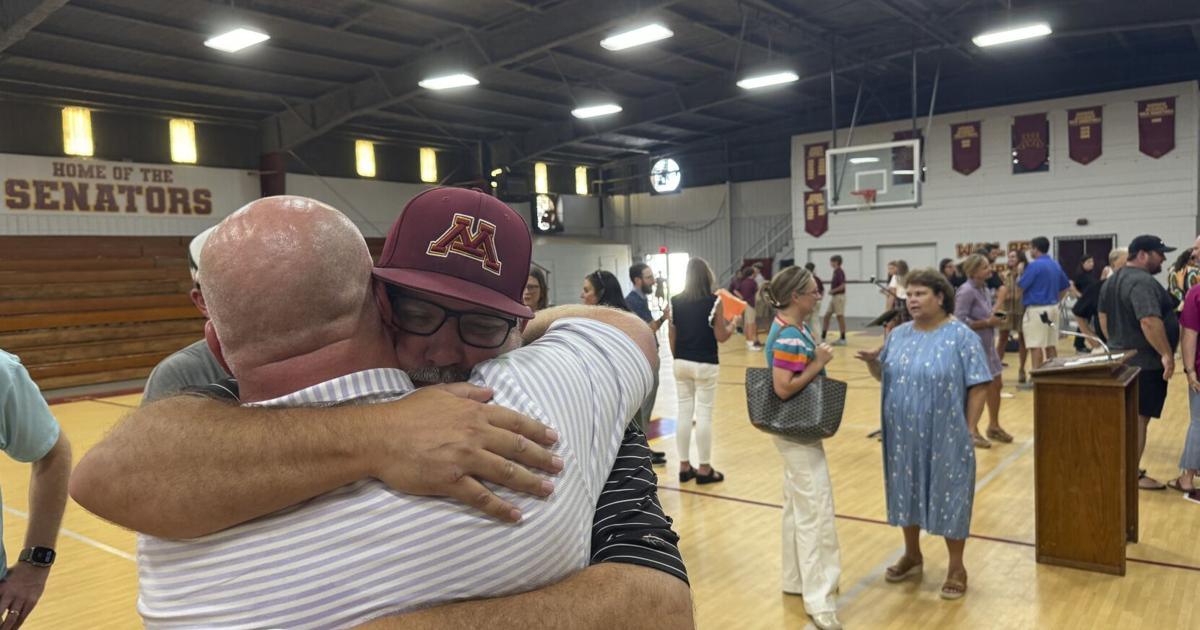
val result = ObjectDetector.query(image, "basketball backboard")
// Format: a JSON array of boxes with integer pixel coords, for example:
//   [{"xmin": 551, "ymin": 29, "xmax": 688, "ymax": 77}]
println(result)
[{"xmin": 825, "ymin": 139, "xmax": 922, "ymax": 211}]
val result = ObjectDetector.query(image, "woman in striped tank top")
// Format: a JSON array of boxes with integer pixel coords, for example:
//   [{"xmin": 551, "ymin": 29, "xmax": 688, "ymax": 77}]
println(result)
[{"xmin": 758, "ymin": 265, "xmax": 843, "ymax": 630}]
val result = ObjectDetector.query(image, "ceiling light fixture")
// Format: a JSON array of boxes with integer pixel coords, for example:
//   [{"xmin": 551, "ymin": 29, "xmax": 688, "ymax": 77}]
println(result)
[
  {"xmin": 418, "ymin": 73, "xmax": 480, "ymax": 90},
  {"xmin": 972, "ymin": 23, "xmax": 1052, "ymax": 47},
  {"xmin": 849, "ymin": 157, "xmax": 880, "ymax": 164},
  {"xmin": 737, "ymin": 71, "xmax": 800, "ymax": 90},
  {"xmin": 204, "ymin": 28, "xmax": 270, "ymax": 53},
  {"xmin": 572, "ymin": 104, "xmax": 622, "ymax": 119},
  {"xmin": 601, "ymin": 24, "xmax": 674, "ymax": 51}
]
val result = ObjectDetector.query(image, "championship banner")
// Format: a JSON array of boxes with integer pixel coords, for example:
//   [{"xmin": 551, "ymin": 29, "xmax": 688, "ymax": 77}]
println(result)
[
  {"xmin": 804, "ymin": 190, "xmax": 828, "ymax": 238},
  {"xmin": 1138, "ymin": 97, "xmax": 1176, "ymax": 158},
  {"xmin": 804, "ymin": 142, "xmax": 829, "ymax": 190},
  {"xmin": 950, "ymin": 122, "xmax": 981, "ymax": 175},
  {"xmin": 1, "ymin": 153, "xmax": 258, "ymax": 217},
  {"xmin": 1012, "ymin": 113, "xmax": 1048, "ymax": 171},
  {"xmin": 1067, "ymin": 107, "xmax": 1102, "ymax": 164}
]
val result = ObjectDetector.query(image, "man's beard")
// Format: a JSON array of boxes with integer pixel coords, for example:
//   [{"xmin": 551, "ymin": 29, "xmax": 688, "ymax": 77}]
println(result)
[
  {"xmin": 407, "ymin": 366, "xmax": 473, "ymax": 385},
  {"xmin": 641, "ymin": 283, "xmax": 654, "ymax": 295},
  {"xmin": 1148, "ymin": 261, "xmax": 1163, "ymax": 275}
]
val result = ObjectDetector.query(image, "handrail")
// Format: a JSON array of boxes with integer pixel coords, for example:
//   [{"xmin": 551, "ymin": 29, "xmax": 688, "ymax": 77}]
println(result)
[{"xmin": 719, "ymin": 214, "xmax": 793, "ymax": 284}]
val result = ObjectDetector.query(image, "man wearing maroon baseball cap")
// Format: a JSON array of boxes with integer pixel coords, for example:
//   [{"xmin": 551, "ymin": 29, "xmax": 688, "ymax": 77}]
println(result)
[{"xmin": 74, "ymin": 191, "xmax": 693, "ymax": 626}]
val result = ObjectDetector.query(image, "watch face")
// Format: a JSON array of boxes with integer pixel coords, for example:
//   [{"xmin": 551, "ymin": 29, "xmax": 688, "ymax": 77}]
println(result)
[{"xmin": 23, "ymin": 547, "xmax": 55, "ymax": 565}]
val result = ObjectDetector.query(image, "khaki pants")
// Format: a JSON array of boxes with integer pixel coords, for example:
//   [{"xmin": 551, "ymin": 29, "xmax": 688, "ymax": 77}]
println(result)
[{"xmin": 774, "ymin": 436, "xmax": 841, "ymax": 615}]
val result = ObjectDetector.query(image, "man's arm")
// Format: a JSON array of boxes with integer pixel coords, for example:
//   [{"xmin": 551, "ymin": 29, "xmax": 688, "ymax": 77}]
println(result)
[
  {"xmin": 1099, "ymin": 312, "xmax": 1109, "ymax": 339},
  {"xmin": 0, "ymin": 433, "xmax": 71, "ymax": 626},
  {"xmin": 522, "ymin": 305, "xmax": 657, "ymax": 369},
  {"xmin": 1140, "ymin": 316, "xmax": 1175, "ymax": 378},
  {"xmin": 356, "ymin": 563, "xmax": 693, "ymax": 630},
  {"xmin": 69, "ymin": 387, "xmax": 562, "ymax": 538}
]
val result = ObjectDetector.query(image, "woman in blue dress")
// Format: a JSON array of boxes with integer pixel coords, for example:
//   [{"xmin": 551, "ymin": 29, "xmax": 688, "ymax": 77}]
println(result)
[{"xmin": 856, "ymin": 268, "xmax": 992, "ymax": 600}]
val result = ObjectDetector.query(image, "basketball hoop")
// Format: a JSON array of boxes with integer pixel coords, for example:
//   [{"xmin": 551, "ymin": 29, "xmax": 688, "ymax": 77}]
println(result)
[{"xmin": 849, "ymin": 188, "xmax": 877, "ymax": 209}]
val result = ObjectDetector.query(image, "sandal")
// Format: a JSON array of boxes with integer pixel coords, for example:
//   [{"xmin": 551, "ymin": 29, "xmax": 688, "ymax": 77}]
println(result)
[
  {"xmin": 1138, "ymin": 471, "xmax": 1167, "ymax": 491},
  {"xmin": 695, "ymin": 467, "xmax": 725, "ymax": 484},
  {"xmin": 1167, "ymin": 477, "xmax": 1196, "ymax": 493},
  {"xmin": 940, "ymin": 569, "xmax": 968, "ymax": 600},
  {"xmin": 986, "ymin": 427, "xmax": 1014, "ymax": 443},
  {"xmin": 1018, "ymin": 370, "xmax": 1027, "ymax": 384},
  {"xmin": 971, "ymin": 433, "xmax": 992, "ymax": 449},
  {"xmin": 679, "ymin": 466, "xmax": 697, "ymax": 483},
  {"xmin": 885, "ymin": 556, "xmax": 923, "ymax": 583}
]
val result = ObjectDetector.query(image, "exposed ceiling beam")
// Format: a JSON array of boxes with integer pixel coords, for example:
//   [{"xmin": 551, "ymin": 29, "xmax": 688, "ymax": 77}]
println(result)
[
  {"xmin": 259, "ymin": 0, "xmax": 686, "ymax": 152},
  {"xmin": 0, "ymin": 0, "xmax": 69, "ymax": 52},
  {"xmin": 870, "ymin": 0, "xmax": 975, "ymax": 61},
  {"xmin": 189, "ymin": 0, "xmax": 428, "ymax": 49}
]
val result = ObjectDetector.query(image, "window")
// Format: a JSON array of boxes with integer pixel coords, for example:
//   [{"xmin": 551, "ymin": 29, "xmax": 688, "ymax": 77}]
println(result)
[
  {"xmin": 170, "ymin": 119, "xmax": 197, "ymax": 164},
  {"xmin": 62, "ymin": 106, "xmax": 94, "ymax": 157},
  {"xmin": 355, "ymin": 140, "xmax": 376, "ymax": 178},
  {"xmin": 575, "ymin": 166, "xmax": 589, "ymax": 196},
  {"xmin": 419, "ymin": 147, "xmax": 437, "ymax": 183},
  {"xmin": 534, "ymin": 162, "xmax": 549, "ymax": 194}
]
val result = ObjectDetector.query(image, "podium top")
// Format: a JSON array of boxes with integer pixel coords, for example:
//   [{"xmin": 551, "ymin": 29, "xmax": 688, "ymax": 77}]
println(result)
[{"xmin": 1031, "ymin": 350, "xmax": 1137, "ymax": 379}]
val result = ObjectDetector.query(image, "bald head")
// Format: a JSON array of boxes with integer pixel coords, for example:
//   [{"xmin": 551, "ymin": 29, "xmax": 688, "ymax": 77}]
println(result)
[{"xmin": 201, "ymin": 196, "xmax": 374, "ymax": 374}]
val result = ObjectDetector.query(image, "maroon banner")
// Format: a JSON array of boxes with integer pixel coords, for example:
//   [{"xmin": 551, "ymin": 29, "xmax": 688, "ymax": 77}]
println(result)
[
  {"xmin": 804, "ymin": 142, "xmax": 828, "ymax": 190},
  {"xmin": 1012, "ymin": 113, "xmax": 1048, "ymax": 171},
  {"xmin": 1067, "ymin": 107, "xmax": 1102, "ymax": 164},
  {"xmin": 1138, "ymin": 97, "xmax": 1176, "ymax": 158},
  {"xmin": 951, "ymin": 122, "xmax": 981, "ymax": 175},
  {"xmin": 804, "ymin": 191, "xmax": 827, "ymax": 238}
]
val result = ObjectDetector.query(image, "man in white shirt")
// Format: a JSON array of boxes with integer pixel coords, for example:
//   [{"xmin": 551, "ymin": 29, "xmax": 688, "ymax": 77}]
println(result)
[{"xmin": 73, "ymin": 194, "xmax": 690, "ymax": 629}]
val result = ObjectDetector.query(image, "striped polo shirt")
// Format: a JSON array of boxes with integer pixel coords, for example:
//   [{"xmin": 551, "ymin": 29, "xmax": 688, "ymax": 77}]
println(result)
[
  {"xmin": 137, "ymin": 318, "xmax": 652, "ymax": 629},
  {"xmin": 764, "ymin": 316, "xmax": 821, "ymax": 375}
]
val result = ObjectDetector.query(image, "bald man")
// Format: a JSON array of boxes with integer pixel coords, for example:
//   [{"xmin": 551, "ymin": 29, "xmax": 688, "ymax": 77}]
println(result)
[{"xmin": 74, "ymin": 196, "xmax": 690, "ymax": 629}]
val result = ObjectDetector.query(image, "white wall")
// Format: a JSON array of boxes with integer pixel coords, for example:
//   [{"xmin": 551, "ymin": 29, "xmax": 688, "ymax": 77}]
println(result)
[
  {"xmin": 602, "ymin": 177, "xmax": 794, "ymax": 283},
  {"xmin": 530, "ymin": 237, "xmax": 633, "ymax": 307},
  {"xmin": 286, "ymin": 174, "xmax": 435, "ymax": 238},
  {"xmin": 791, "ymin": 80, "xmax": 1200, "ymax": 318}
]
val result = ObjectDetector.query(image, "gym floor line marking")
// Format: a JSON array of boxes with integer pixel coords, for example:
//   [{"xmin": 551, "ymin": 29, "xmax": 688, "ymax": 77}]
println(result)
[
  {"xmin": 88, "ymin": 398, "xmax": 138, "ymax": 409},
  {"xmin": 3, "ymin": 506, "xmax": 134, "ymax": 562}
]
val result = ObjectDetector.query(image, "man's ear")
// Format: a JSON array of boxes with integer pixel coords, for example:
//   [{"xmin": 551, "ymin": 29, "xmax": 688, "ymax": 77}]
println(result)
[
  {"xmin": 190, "ymin": 286, "xmax": 209, "ymax": 318},
  {"xmin": 204, "ymin": 320, "xmax": 232, "ymax": 375},
  {"xmin": 373, "ymin": 280, "xmax": 398, "ymax": 331}
]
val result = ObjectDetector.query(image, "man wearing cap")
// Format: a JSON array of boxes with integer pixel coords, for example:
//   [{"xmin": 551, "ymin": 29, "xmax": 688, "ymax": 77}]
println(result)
[
  {"xmin": 1018, "ymin": 236, "xmax": 1071, "ymax": 374},
  {"xmin": 72, "ymin": 191, "xmax": 691, "ymax": 628},
  {"xmin": 142, "ymin": 226, "xmax": 229, "ymax": 403},
  {"xmin": 1099, "ymin": 234, "xmax": 1180, "ymax": 491}
]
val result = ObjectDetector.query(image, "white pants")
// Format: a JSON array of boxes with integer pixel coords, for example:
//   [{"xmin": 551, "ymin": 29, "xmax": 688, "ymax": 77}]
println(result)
[
  {"xmin": 674, "ymin": 359, "xmax": 720, "ymax": 463},
  {"xmin": 774, "ymin": 436, "xmax": 841, "ymax": 615}
]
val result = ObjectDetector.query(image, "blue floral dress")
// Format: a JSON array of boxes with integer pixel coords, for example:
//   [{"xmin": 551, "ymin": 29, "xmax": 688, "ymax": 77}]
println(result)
[{"xmin": 878, "ymin": 319, "xmax": 993, "ymax": 539}]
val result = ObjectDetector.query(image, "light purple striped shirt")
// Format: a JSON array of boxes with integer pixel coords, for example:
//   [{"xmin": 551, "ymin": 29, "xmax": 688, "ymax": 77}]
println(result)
[{"xmin": 136, "ymin": 318, "xmax": 652, "ymax": 629}]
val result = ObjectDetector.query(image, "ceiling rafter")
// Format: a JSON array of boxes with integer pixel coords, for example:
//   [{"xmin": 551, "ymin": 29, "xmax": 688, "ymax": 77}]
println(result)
[{"xmin": 0, "ymin": 0, "xmax": 69, "ymax": 52}]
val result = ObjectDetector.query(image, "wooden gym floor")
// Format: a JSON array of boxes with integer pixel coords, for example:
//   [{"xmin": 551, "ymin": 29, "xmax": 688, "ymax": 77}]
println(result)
[{"xmin": 3, "ymin": 331, "xmax": 1199, "ymax": 629}]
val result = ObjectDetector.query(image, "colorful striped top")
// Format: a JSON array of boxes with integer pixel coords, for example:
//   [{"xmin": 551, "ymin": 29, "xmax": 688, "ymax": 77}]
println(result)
[{"xmin": 764, "ymin": 316, "xmax": 822, "ymax": 376}]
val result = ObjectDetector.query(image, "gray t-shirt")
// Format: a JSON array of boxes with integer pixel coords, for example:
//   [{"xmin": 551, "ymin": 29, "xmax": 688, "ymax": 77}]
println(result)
[
  {"xmin": 143, "ymin": 340, "xmax": 228, "ymax": 403},
  {"xmin": 1098, "ymin": 267, "xmax": 1179, "ymax": 370}
]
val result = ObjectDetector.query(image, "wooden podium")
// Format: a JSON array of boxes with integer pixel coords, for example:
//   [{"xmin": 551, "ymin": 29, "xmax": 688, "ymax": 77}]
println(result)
[{"xmin": 1030, "ymin": 351, "xmax": 1138, "ymax": 575}]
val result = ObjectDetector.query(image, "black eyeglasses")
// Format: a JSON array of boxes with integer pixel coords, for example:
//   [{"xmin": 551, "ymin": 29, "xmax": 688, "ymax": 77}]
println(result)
[{"xmin": 386, "ymin": 287, "xmax": 517, "ymax": 349}]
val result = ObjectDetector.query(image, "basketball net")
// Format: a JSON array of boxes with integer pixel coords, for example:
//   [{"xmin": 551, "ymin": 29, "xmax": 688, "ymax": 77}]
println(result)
[{"xmin": 849, "ymin": 188, "xmax": 877, "ymax": 209}]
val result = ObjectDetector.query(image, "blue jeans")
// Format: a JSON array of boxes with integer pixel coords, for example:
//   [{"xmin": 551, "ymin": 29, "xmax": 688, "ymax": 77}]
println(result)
[{"xmin": 1182, "ymin": 389, "xmax": 1200, "ymax": 471}]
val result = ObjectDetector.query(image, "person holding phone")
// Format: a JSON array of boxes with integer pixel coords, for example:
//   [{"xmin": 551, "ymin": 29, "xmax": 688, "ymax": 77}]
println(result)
[{"xmin": 955, "ymin": 255, "xmax": 1012, "ymax": 448}]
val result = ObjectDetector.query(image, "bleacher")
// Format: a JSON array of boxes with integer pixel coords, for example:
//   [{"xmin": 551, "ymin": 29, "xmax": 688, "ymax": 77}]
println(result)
[{"xmin": 0, "ymin": 236, "xmax": 202, "ymax": 391}]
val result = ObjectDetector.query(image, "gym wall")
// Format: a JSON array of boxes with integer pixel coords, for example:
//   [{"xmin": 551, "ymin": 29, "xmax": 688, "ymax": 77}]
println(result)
[{"xmin": 790, "ymin": 80, "xmax": 1199, "ymax": 319}]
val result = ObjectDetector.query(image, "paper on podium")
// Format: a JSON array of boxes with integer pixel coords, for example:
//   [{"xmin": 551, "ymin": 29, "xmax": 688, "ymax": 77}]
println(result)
[{"xmin": 716, "ymin": 289, "xmax": 747, "ymax": 320}]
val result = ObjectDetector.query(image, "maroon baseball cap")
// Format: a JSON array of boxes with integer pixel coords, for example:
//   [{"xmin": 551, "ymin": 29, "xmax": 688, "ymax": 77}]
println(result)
[{"xmin": 373, "ymin": 187, "xmax": 534, "ymax": 319}]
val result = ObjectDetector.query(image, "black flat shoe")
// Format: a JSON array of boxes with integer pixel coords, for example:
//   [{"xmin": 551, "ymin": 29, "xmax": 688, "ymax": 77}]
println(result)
[
  {"xmin": 650, "ymin": 450, "xmax": 668, "ymax": 466},
  {"xmin": 679, "ymin": 466, "xmax": 697, "ymax": 482},
  {"xmin": 695, "ymin": 468, "xmax": 725, "ymax": 484}
]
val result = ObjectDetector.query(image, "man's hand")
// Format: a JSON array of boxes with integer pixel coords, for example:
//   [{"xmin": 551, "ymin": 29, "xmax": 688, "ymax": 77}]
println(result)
[
  {"xmin": 0, "ymin": 564, "xmax": 49, "ymax": 630},
  {"xmin": 1162, "ymin": 353, "xmax": 1175, "ymax": 381},
  {"xmin": 370, "ymin": 387, "xmax": 563, "ymax": 523}
]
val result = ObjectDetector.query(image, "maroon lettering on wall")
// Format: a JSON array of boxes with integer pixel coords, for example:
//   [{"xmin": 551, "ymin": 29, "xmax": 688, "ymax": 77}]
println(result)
[
  {"xmin": 950, "ymin": 122, "xmax": 981, "ymax": 175},
  {"xmin": 62, "ymin": 182, "xmax": 91, "ymax": 211},
  {"xmin": 1011, "ymin": 113, "xmax": 1048, "ymax": 171},
  {"xmin": 804, "ymin": 190, "xmax": 828, "ymax": 238},
  {"xmin": 167, "ymin": 187, "xmax": 191, "ymax": 214},
  {"xmin": 1138, "ymin": 97, "xmax": 1176, "ymax": 158},
  {"xmin": 145, "ymin": 187, "xmax": 166, "ymax": 214},
  {"xmin": 5, "ymin": 179, "xmax": 31, "ymax": 209},
  {"xmin": 192, "ymin": 189, "xmax": 213, "ymax": 215},
  {"xmin": 32, "ymin": 180, "xmax": 60, "ymax": 210},
  {"xmin": 93, "ymin": 184, "xmax": 118, "ymax": 212}
]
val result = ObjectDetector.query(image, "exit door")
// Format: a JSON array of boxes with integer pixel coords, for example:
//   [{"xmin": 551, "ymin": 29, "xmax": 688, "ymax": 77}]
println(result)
[{"xmin": 1055, "ymin": 234, "xmax": 1115, "ymax": 286}]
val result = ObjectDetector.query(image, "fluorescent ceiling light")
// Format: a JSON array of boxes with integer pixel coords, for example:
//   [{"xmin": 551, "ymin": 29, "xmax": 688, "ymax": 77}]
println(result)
[
  {"xmin": 204, "ymin": 28, "xmax": 270, "ymax": 53},
  {"xmin": 737, "ymin": 71, "xmax": 799, "ymax": 90},
  {"xmin": 972, "ymin": 23, "xmax": 1052, "ymax": 47},
  {"xmin": 601, "ymin": 24, "xmax": 673, "ymax": 51},
  {"xmin": 572, "ymin": 104, "xmax": 622, "ymax": 119},
  {"xmin": 418, "ymin": 73, "xmax": 479, "ymax": 90},
  {"xmin": 893, "ymin": 169, "xmax": 914, "ymax": 175},
  {"xmin": 849, "ymin": 157, "xmax": 880, "ymax": 164}
]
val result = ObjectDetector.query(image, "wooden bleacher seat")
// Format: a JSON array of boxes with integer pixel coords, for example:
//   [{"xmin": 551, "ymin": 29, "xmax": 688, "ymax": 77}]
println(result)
[{"xmin": 0, "ymin": 236, "xmax": 205, "ymax": 392}]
